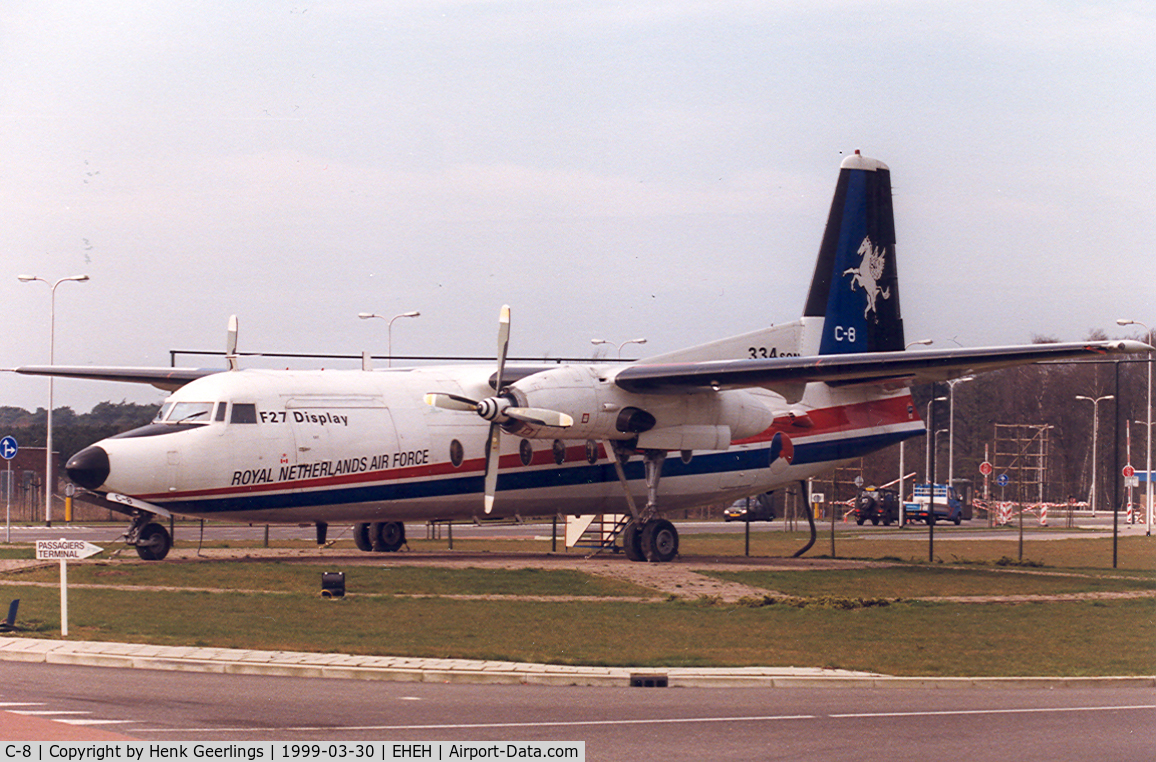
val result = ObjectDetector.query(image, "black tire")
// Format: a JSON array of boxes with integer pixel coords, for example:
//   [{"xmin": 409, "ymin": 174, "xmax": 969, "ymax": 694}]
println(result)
[
  {"xmin": 353, "ymin": 522, "xmax": 374, "ymax": 552},
  {"xmin": 871, "ymin": 517, "xmax": 880, "ymax": 526},
  {"xmin": 372, "ymin": 521, "xmax": 406, "ymax": 552},
  {"xmin": 641, "ymin": 518, "xmax": 679, "ymax": 563},
  {"xmin": 622, "ymin": 521, "xmax": 645, "ymax": 562},
  {"xmin": 136, "ymin": 522, "xmax": 171, "ymax": 561},
  {"xmin": 856, "ymin": 517, "xmax": 865, "ymax": 526},
  {"xmin": 953, "ymin": 515, "xmax": 962, "ymax": 526}
]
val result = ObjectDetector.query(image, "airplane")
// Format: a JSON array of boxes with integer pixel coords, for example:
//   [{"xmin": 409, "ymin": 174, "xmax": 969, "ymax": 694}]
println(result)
[{"xmin": 13, "ymin": 152, "xmax": 1150, "ymax": 563}]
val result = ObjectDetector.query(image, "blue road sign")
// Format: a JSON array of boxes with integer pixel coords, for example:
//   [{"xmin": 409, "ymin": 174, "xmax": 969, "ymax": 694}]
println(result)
[
  {"xmin": 996, "ymin": 473, "xmax": 1009, "ymax": 487},
  {"xmin": 0, "ymin": 436, "xmax": 17, "ymax": 460}
]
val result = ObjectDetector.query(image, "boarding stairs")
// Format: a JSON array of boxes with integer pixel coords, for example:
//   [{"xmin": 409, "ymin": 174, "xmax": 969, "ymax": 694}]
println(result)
[{"xmin": 566, "ymin": 513, "xmax": 631, "ymax": 556}]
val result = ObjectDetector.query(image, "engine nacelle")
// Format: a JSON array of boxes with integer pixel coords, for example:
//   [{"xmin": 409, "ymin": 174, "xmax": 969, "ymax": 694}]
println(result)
[{"xmin": 505, "ymin": 365, "xmax": 775, "ymax": 448}]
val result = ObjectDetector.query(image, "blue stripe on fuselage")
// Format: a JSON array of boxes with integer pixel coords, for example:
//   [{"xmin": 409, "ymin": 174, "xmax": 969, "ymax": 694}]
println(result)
[{"xmin": 153, "ymin": 428, "xmax": 921, "ymax": 516}]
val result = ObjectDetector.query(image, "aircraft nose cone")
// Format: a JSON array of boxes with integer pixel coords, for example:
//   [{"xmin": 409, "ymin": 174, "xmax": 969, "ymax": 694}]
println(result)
[{"xmin": 66, "ymin": 445, "xmax": 110, "ymax": 490}]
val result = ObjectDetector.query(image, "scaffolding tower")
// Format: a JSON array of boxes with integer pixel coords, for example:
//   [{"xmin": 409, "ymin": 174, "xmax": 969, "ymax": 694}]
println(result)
[{"xmin": 992, "ymin": 423, "xmax": 1052, "ymax": 503}]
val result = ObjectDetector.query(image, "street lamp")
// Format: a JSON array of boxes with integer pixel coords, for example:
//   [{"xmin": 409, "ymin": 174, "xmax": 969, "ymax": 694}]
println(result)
[
  {"xmin": 359, "ymin": 311, "xmax": 420, "ymax": 367},
  {"xmin": 591, "ymin": 337, "xmax": 647, "ymax": 358},
  {"xmin": 1076, "ymin": 394, "xmax": 1115, "ymax": 517},
  {"xmin": 18, "ymin": 273, "xmax": 90, "ymax": 526},
  {"xmin": 898, "ymin": 339, "xmax": 934, "ymax": 509},
  {"xmin": 946, "ymin": 375, "xmax": 975, "ymax": 486},
  {"xmin": 1117, "ymin": 318, "xmax": 1152, "ymax": 536},
  {"xmin": 924, "ymin": 395, "xmax": 947, "ymax": 481}
]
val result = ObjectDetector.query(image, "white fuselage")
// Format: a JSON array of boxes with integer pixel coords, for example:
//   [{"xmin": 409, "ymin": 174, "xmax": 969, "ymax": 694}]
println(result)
[{"xmin": 89, "ymin": 363, "xmax": 924, "ymax": 524}]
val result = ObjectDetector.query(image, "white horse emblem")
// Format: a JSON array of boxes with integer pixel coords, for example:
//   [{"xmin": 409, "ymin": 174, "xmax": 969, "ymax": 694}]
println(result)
[{"xmin": 843, "ymin": 236, "xmax": 891, "ymax": 320}]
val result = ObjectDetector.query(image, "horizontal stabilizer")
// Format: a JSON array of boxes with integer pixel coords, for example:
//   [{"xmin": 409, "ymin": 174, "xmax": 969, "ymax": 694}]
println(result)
[{"xmin": 613, "ymin": 340, "xmax": 1153, "ymax": 395}]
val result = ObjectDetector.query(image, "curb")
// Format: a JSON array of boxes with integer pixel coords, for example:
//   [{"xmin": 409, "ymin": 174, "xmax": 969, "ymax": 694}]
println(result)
[{"xmin": 2, "ymin": 637, "xmax": 1153, "ymax": 689}]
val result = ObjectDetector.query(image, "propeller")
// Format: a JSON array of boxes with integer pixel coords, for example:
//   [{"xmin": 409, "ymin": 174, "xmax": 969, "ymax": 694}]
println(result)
[{"xmin": 424, "ymin": 305, "xmax": 573, "ymax": 514}]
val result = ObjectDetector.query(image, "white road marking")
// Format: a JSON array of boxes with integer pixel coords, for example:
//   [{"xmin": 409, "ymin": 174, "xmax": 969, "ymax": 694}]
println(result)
[{"xmin": 137, "ymin": 705, "xmax": 1156, "ymax": 734}]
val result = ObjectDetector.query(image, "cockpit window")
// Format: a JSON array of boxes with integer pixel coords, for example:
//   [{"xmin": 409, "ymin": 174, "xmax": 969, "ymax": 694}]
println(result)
[
  {"xmin": 214, "ymin": 402, "xmax": 227, "ymax": 422},
  {"xmin": 231, "ymin": 403, "xmax": 258, "ymax": 424},
  {"xmin": 155, "ymin": 402, "xmax": 175, "ymax": 423},
  {"xmin": 164, "ymin": 402, "xmax": 215, "ymax": 424}
]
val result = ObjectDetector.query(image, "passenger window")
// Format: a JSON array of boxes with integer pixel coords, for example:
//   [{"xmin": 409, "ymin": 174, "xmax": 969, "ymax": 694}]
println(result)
[
  {"xmin": 215, "ymin": 402, "xmax": 227, "ymax": 422},
  {"xmin": 231, "ymin": 403, "xmax": 258, "ymax": 424}
]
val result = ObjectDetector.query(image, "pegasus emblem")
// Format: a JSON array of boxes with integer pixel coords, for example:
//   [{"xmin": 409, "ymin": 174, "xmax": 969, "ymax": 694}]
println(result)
[{"xmin": 843, "ymin": 236, "xmax": 891, "ymax": 320}]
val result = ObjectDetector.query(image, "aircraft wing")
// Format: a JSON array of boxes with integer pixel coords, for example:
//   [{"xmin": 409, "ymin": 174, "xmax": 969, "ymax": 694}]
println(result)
[
  {"xmin": 11, "ymin": 365, "xmax": 219, "ymax": 392},
  {"xmin": 613, "ymin": 340, "xmax": 1152, "ymax": 395}
]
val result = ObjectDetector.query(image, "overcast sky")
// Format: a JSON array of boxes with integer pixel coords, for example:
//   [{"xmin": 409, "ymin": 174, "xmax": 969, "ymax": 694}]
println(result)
[{"xmin": 3, "ymin": 1, "xmax": 1153, "ymax": 414}]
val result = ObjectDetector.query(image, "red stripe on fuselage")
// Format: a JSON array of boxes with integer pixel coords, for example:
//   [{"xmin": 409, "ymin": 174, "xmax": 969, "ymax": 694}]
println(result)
[
  {"xmin": 135, "ymin": 443, "xmax": 598, "ymax": 503},
  {"xmin": 734, "ymin": 393, "xmax": 918, "ymax": 446}
]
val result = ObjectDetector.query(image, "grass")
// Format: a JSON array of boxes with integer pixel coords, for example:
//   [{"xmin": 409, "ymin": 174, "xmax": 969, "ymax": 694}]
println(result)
[
  {"xmin": 4, "ymin": 584, "xmax": 1152, "ymax": 677},
  {"xmin": 8, "ymin": 561, "xmax": 656, "ymax": 598},
  {"xmin": 2, "ymin": 526, "xmax": 1153, "ymax": 677},
  {"xmin": 698, "ymin": 566, "xmax": 1156, "ymax": 598},
  {"xmin": 681, "ymin": 528, "xmax": 1156, "ymax": 572}
]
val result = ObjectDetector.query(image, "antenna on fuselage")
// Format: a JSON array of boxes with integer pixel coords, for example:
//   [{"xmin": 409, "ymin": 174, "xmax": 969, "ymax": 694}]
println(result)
[{"xmin": 226, "ymin": 315, "xmax": 240, "ymax": 371}]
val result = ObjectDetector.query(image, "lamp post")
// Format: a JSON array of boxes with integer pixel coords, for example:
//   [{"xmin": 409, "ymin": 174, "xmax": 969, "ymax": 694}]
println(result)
[
  {"xmin": 591, "ymin": 337, "xmax": 647, "ymax": 358},
  {"xmin": 358, "ymin": 311, "xmax": 420, "ymax": 367},
  {"xmin": 18, "ymin": 273, "xmax": 90, "ymax": 526},
  {"xmin": 924, "ymin": 395, "xmax": 947, "ymax": 481},
  {"xmin": 1076, "ymin": 394, "xmax": 1115, "ymax": 517},
  {"xmin": 1117, "ymin": 318, "xmax": 1152, "ymax": 536},
  {"xmin": 897, "ymin": 340, "xmax": 933, "ymax": 515},
  {"xmin": 946, "ymin": 376, "xmax": 975, "ymax": 487}
]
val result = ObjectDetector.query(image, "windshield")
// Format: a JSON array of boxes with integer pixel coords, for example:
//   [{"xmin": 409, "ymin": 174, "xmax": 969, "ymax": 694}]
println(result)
[
  {"xmin": 154, "ymin": 402, "xmax": 175, "ymax": 422},
  {"xmin": 163, "ymin": 401, "xmax": 215, "ymax": 424}
]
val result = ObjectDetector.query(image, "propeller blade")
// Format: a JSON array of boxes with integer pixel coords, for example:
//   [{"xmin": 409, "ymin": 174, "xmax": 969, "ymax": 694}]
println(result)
[
  {"xmin": 424, "ymin": 392, "xmax": 479, "ymax": 412},
  {"xmin": 226, "ymin": 315, "xmax": 239, "ymax": 371},
  {"xmin": 484, "ymin": 305, "xmax": 511, "ymax": 516},
  {"xmin": 495, "ymin": 305, "xmax": 511, "ymax": 392},
  {"xmin": 505, "ymin": 407, "xmax": 575, "ymax": 428},
  {"xmin": 483, "ymin": 422, "xmax": 501, "ymax": 514}
]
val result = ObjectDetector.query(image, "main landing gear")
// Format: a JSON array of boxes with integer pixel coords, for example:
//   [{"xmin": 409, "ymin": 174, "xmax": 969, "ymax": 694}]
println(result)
[
  {"xmin": 608, "ymin": 444, "xmax": 680, "ymax": 563},
  {"xmin": 353, "ymin": 521, "xmax": 407, "ymax": 553},
  {"xmin": 126, "ymin": 512, "xmax": 172, "ymax": 561}
]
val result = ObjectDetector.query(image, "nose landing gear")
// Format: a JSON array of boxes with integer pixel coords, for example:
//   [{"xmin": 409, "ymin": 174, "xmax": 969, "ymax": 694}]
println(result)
[{"xmin": 125, "ymin": 513, "xmax": 172, "ymax": 561}]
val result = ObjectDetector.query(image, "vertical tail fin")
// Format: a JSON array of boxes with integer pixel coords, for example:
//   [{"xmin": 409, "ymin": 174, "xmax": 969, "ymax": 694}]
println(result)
[{"xmin": 803, "ymin": 152, "xmax": 904, "ymax": 354}]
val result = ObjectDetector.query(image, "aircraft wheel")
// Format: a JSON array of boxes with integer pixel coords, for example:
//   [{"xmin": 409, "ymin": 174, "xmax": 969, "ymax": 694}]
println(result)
[
  {"xmin": 372, "ymin": 521, "xmax": 406, "ymax": 552},
  {"xmin": 641, "ymin": 519, "xmax": 678, "ymax": 563},
  {"xmin": 136, "ymin": 522, "xmax": 171, "ymax": 561},
  {"xmin": 353, "ymin": 523, "xmax": 374, "ymax": 552},
  {"xmin": 622, "ymin": 521, "xmax": 645, "ymax": 562}
]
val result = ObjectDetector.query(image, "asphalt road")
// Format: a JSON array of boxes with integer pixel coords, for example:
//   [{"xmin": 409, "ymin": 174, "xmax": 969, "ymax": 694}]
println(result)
[{"xmin": 2, "ymin": 661, "xmax": 1154, "ymax": 760}]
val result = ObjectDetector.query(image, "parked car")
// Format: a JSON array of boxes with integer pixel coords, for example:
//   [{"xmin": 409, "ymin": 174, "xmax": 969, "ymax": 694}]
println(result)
[
  {"xmin": 853, "ymin": 486, "xmax": 900, "ymax": 526},
  {"xmin": 723, "ymin": 493, "xmax": 775, "ymax": 522}
]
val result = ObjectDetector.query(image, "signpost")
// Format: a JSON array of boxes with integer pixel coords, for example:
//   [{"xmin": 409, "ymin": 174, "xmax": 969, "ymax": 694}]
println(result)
[
  {"xmin": 1, "ymin": 436, "xmax": 16, "ymax": 544},
  {"xmin": 36, "ymin": 538, "xmax": 103, "ymax": 636}
]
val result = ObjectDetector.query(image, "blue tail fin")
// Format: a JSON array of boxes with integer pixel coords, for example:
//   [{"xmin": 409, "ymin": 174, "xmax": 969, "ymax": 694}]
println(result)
[{"xmin": 803, "ymin": 152, "xmax": 904, "ymax": 355}]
